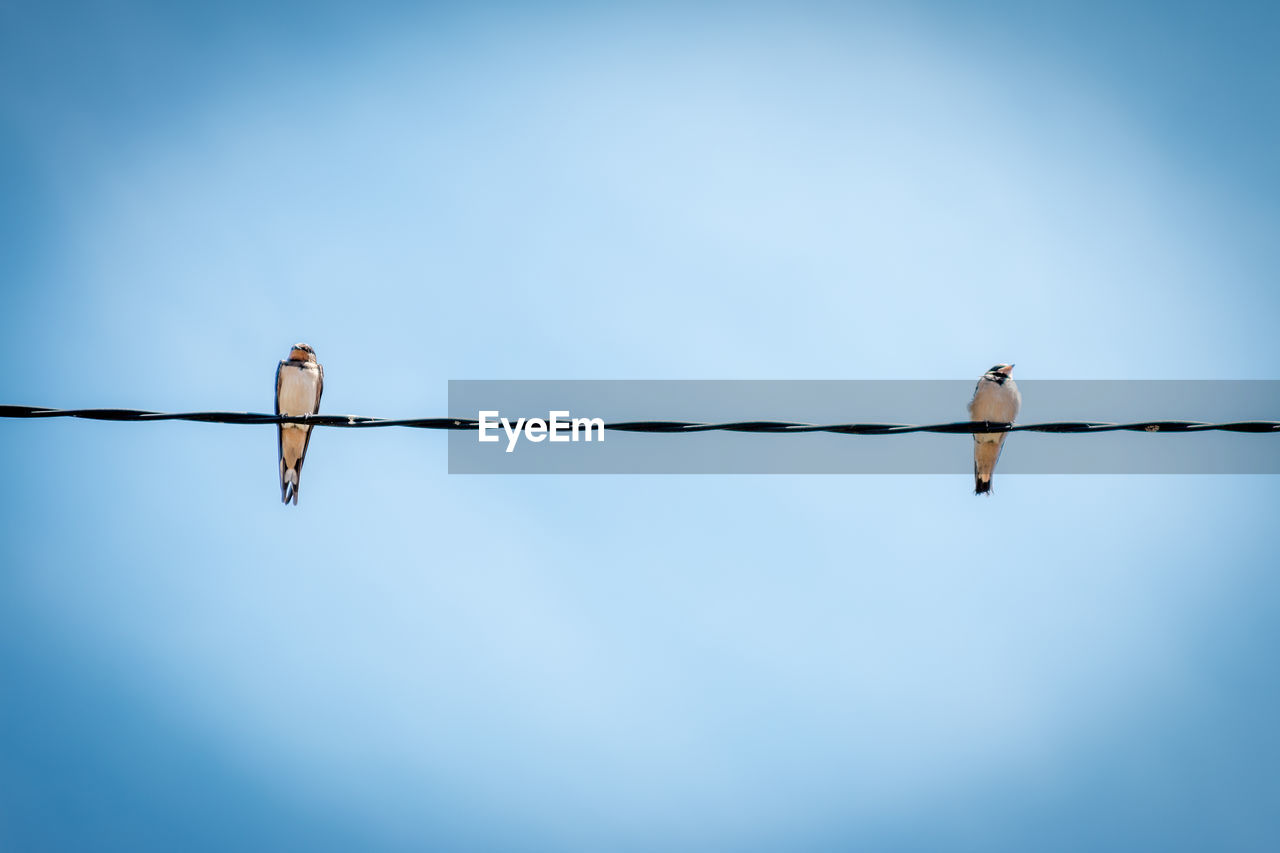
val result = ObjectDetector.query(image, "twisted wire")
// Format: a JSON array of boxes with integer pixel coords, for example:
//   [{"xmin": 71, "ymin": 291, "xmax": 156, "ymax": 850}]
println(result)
[{"xmin": 2, "ymin": 406, "xmax": 1277, "ymax": 434}]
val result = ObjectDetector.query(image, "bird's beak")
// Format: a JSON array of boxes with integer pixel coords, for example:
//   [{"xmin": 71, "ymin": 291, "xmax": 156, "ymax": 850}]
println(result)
[{"xmin": 1000, "ymin": 364, "xmax": 1015, "ymax": 375}]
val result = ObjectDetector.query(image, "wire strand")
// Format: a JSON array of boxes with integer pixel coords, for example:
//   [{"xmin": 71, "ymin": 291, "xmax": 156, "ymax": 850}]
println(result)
[{"xmin": 2, "ymin": 406, "xmax": 1277, "ymax": 434}]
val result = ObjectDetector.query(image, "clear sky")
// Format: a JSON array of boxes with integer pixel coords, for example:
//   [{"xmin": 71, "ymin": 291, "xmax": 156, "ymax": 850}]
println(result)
[{"xmin": 2, "ymin": 2, "xmax": 1278, "ymax": 850}]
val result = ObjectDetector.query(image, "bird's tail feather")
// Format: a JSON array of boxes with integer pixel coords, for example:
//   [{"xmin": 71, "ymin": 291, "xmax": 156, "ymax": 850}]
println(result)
[
  {"xmin": 282, "ymin": 467, "xmax": 300, "ymax": 505},
  {"xmin": 973, "ymin": 437, "xmax": 1004, "ymax": 496},
  {"xmin": 281, "ymin": 462, "xmax": 298, "ymax": 505}
]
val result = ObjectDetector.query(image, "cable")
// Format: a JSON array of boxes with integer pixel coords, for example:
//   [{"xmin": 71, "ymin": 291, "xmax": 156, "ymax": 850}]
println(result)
[{"xmin": 2, "ymin": 405, "xmax": 1277, "ymax": 434}]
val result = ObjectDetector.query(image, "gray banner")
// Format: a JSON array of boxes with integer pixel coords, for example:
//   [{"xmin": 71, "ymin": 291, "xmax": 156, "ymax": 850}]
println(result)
[{"xmin": 447, "ymin": 380, "xmax": 1280, "ymax": 474}]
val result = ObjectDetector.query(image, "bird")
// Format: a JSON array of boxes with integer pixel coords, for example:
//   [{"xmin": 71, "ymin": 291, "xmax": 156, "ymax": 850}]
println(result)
[
  {"xmin": 968, "ymin": 363, "xmax": 1020, "ymax": 495},
  {"xmin": 275, "ymin": 343, "xmax": 324, "ymax": 505}
]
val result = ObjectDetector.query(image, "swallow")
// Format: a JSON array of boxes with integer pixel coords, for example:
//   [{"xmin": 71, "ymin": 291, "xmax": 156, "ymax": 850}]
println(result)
[
  {"xmin": 968, "ymin": 363, "xmax": 1020, "ymax": 495},
  {"xmin": 275, "ymin": 343, "xmax": 324, "ymax": 505}
]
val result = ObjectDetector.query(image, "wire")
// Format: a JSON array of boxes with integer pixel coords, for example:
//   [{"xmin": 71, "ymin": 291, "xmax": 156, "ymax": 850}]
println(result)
[{"xmin": 2, "ymin": 405, "xmax": 1277, "ymax": 434}]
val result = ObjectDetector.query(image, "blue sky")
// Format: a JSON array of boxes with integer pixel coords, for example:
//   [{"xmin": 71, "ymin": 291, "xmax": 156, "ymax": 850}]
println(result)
[{"xmin": 2, "ymin": 2, "xmax": 1278, "ymax": 850}]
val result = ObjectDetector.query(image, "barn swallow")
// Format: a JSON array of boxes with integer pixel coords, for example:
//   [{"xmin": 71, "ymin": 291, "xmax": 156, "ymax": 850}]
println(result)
[
  {"xmin": 275, "ymin": 343, "xmax": 324, "ymax": 505},
  {"xmin": 968, "ymin": 363, "xmax": 1020, "ymax": 495}
]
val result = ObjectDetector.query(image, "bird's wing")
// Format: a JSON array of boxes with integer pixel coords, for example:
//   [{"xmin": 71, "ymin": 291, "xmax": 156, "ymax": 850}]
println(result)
[
  {"xmin": 275, "ymin": 360, "xmax": 287, "ymax": 499},
  {"xmin": 275, "ymin": 360, "xmax": 285, "ymax": 415}
]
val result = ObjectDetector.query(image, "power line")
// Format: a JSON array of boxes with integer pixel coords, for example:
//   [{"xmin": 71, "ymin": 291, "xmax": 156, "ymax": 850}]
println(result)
[{"xmin": 2, "ymin": 405, "xmax": 1277, "ymax": 434}]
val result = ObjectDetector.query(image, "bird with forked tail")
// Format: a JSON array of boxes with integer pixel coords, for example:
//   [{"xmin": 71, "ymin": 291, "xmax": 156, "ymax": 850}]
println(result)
[
  {"xmin": 275, "ymin": 343, "xmax": 324, "ymax": 505},
  {"xmin": 968, "ymin": 364, "xmax": 1020, "ymax": 495}
]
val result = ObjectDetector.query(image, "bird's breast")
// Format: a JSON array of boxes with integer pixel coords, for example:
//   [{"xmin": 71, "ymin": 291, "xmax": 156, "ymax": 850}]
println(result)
[
  {"xmin": 970, "ymin": 379, "xmax": 1021, "ymax": 422},
  {"xmin": 278, "ymin": 364, "xmax": 320, "ymax": 417}
]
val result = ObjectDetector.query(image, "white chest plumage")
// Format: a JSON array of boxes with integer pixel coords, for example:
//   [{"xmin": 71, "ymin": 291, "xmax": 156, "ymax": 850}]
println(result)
[
  {"xmin": 969, "ymin": 377, "xmax": 1021, "ymax": 423},
  {"xmin": 278, "ymin": 362, "xmax": 321, "ymax": 421}
]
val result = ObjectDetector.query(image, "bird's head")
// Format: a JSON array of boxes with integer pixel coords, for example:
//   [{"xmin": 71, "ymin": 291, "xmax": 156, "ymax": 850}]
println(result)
[
  {"xmin": 288, "ymin": 343, "xmax": 317, "ymax": 363},
  {"xmin": 982, "ymin": 363, "xmax": 1015, "ymax": 383}
]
